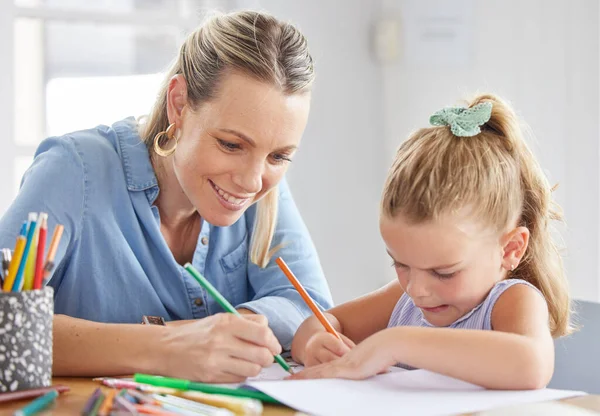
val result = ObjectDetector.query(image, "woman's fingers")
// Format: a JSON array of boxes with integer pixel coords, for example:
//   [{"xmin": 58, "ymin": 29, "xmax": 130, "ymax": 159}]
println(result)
[
  {"xmin": 220, "ymin": 356, "xmax": 265, "ymax": 379},
  {"xmin": 229, "ymin": 314, "xmax": 282, "ymax": 355},
  {"xmin": 226, "ymin": 338, "xmax": 276, "ymax": 368}
]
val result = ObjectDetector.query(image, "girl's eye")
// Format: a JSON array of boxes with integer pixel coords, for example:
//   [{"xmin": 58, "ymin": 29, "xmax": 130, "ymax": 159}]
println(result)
[
  {"xmin": 217, "ymin": 139, "xmax": 241, "ymax": 151},
  {"xmin": 391, "ymin": 261, "xmax": 408, "ymax": 270},
  {"xmin": 432, "ymin": 270, "xmax": 456, "ymax": 280}
]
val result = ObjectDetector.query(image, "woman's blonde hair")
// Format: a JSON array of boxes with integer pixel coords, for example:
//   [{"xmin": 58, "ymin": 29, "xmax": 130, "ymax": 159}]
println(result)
[
  {"xmin": 141, "ymin": 10, "xmax": 315, "ymax": 268},
  {"xmin": 382, "ymin": 94, "xmax": 571, "ymax": 337}
]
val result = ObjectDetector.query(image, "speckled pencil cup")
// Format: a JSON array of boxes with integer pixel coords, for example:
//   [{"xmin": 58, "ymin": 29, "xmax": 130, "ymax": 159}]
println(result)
[{"xmin": 0, "ymin": 287, "xmax": 53, "ymax": 392}]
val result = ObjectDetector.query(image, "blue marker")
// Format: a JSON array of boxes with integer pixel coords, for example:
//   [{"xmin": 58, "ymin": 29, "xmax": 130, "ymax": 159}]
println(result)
[
  {"xmin": 11, "ymin": 214, "xmax": 37, "ymax": 292},
  {"xmin": 14, "ymin": 389, "xmax": 59, "ymax": 416}
]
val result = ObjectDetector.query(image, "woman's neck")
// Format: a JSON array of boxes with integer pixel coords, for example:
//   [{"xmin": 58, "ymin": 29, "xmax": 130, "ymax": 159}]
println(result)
[{"xmin": 151, "ymin": 154, "xmax": 198, "ymax": 229}]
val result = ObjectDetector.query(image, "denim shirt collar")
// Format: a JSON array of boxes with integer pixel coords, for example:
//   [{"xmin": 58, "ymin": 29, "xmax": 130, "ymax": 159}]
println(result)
[{"xmin": 112, "ymin": 117, "xmax": 159, "ymax": 202}]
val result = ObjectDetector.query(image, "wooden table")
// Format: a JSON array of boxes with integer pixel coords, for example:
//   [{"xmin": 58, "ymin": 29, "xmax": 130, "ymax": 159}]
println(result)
[
  {"xmin": 1, "ymin": 378, "xmax": 599, "ymax": 415},
  {"xmin": 2, "ymin": 378, "xmax": 299, "ymax": 415}
]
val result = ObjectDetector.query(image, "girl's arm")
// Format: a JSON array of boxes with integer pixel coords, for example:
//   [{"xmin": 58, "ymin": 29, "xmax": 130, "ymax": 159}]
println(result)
[
  {"xmin": 293, "ymin": 283, "xmax": 554, "ymax": 390},
  {"xmin": 291, "ymin": 280, "xmax": 403, "ymax": 363},
  {"xmin": 329, "ymin": 280, "xmax": 405, "ymax": 343}
]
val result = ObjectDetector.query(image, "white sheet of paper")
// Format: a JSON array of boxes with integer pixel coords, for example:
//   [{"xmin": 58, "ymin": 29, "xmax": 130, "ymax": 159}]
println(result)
[
  {"xmin": 247, "ymin": 362, "xmax": 303, "ymax": 381},
  {"xmin": 246, "ymin": 368, "xmax": 586, "ymax": 416},
  {"xmin": 247, "ymin": 362, "xmax": 405, "ymax": 382}
]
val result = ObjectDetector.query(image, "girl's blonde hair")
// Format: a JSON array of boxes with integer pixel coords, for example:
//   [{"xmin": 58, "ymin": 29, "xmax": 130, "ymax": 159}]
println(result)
[
  {"xmin": 141, "ymin": 10, "xmax": 315, "ymax": 268},
  {"xmin": 382, "ymin": 94, "xmax": 571, "ymax": 337}
]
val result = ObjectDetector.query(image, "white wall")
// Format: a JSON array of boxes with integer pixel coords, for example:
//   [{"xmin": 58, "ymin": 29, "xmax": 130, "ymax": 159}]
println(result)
[
  {"xmin": 0, "ymin": 0, "xmax": 16, "ymax": 215},
  {"xmin": 381, "ymin": 0, "xmax": 599, "ymax": 301}
]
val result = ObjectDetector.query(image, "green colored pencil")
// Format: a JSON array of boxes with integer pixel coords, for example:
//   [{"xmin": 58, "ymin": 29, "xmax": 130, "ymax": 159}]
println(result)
[
  {"xmin": 134, "ymin": 373, "xmax": 280, "ymax": 404},
  {"xmin": 184, "ymin": 263, "xmax": 292, "ymax": 374}
]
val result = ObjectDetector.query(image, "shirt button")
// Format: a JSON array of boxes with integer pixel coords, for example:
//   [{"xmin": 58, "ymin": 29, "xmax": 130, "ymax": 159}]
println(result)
[
  {"xmin": 201, "ymin": 236, "xmax": 208, "ymax": 245},
  {"xmin": 194, "ymin": 298, "xmax": 204, "ymax": 306}
]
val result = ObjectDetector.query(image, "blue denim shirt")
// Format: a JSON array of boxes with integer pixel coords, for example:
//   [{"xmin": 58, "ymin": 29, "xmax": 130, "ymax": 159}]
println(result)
[{"xmin": 0, "ymin": 118, "xmax": 333, "ymax": 348}]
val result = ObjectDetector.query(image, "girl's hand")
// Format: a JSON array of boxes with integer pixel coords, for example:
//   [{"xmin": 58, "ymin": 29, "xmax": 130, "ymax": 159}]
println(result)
[
  {"xmin": 304, "ymin": 332, "xmax": 355, "ymax": 367},
  {"xmin": 290, "ymin": 332, "xmax": 395, "ymax": 380}
]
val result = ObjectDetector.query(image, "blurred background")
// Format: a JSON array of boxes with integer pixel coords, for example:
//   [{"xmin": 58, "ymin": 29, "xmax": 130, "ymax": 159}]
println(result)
[{"xmin": 0, "ymin": 0, "xmax": 597, "ymax": 304}]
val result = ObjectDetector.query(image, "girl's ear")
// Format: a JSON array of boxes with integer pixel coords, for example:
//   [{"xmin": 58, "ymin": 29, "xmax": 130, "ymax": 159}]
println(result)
[{"xmin": 501, "ymin": 226, "xmax": 530, "ymax": 272}]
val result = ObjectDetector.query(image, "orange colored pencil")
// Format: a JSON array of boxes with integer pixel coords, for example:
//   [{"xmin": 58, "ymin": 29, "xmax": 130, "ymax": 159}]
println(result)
[
  {"xmin": 33, "ymin": 214, "xmax": 48, "ymax": 290},
  {"xmin": 42, "ymin": 224, "xmax": 64, "ymax": 280},
  {"xmin": 98, "ymin": 388, "xmax": 117, "ymax": 416},
  {"xmin": 134, "ymin": 404, "xmax": 176, "ymax": 415},
  {"xmin": 275, "ymin": 257, "xmax": 341, "ymax": 340}
]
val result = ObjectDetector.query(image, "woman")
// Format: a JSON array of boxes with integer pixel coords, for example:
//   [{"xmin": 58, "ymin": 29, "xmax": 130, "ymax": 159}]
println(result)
[{"xmin": 0, "ymin": 10, "xmax": 333, "ymax": 383}]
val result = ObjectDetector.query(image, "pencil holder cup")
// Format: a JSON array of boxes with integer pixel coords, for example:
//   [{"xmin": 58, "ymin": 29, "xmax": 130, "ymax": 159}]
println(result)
[{"xmin": 0, "ymin": 287, "xmax": 53, "ymax": 392}]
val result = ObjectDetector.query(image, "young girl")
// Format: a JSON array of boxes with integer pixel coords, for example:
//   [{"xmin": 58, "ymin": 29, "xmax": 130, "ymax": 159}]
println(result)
[{"xmin": 290, "ymin": 94, "xmax": 571, "ymax": 390}]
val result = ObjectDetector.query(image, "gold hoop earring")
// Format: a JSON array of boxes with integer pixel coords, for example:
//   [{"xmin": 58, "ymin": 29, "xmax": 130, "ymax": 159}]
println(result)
[{"xmin": 153, "ymin": 123, "xmax": 178, "ymax": 157}]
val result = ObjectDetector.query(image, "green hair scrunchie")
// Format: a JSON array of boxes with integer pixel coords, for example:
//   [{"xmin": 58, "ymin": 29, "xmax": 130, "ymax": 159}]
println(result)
[{"xmin": 429, "ymin": 101, "xmax": 493, "ymax": 137}]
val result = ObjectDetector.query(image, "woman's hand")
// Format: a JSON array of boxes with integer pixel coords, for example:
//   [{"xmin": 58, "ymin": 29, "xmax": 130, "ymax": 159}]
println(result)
[
  {"xmin": 161, "ymin": 313, "xmax": 282, "ymax": 383},
  {"xmin": 289, "ymin": 331, "xmax": 395, "ymax": 381},
  {"xmin": 303, "ymin": 332, "xmax": 355, "ymax": 367}
]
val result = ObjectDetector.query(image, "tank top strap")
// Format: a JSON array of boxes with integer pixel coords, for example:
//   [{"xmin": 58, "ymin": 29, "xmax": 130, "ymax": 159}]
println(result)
[{"xmin": 481, "ymin": 278, "xmax": 544, "ymax": 330}]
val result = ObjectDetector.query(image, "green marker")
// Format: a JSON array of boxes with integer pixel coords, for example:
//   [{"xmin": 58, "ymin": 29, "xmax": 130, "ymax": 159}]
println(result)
[
  {"xmin": 184, "ymin": 263, "xmax": 292, "ymax": 374},
  {"xmin": 134, "ymin": 373, "xmax": 280, "ymax": 404}
]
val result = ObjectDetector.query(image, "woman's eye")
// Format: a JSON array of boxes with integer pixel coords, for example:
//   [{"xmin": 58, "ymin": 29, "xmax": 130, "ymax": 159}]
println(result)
[
  {"xmin": 217, "ymin": 139, "xmax": 241, "ymax": 151},
  {"xmin": 271, "ymin": 153, "xmax": 292, "ymax": 164}
]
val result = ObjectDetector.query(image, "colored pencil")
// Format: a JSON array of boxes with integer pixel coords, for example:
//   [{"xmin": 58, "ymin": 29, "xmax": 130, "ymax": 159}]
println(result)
[
  {"xmin": 114, "ymin": 395, "xmax": 138, "ymax": 414},
  {"xmin": 95, "ymin": 378, "xmax": 262, "ymax": 415},
  {"xmin": 127, "ymin": 389, "xmax": 158, "ymax": 405},
  {"xmin": 98, "ymin": 388, "xmax": 117, "ymax": 416},
  {"xmin": 152, "ymin": 393, "xmax": 234, "ymax": 416},
  {"xmin": 13, "ymin": 389, "xmax": 58, "ymax": 416},
  {"xmin": 0, "ymin": 384, "xmax": 69, "ymax": 404},
  {"xmin": 42, "ymin": 224, "xmax": 64, "ymax": 282},
  {"xmin": 23, "ymin": 214, "xmax": 41, "ymax": 291},
  {"xmin": 183, "ymin": 263, "xmax": 291, "ymax": 374},
  {"xmin": 133, "ymin": 404, "xmax": 176, "ymax": 415},
  {"xmin": 113, "ymin": 394, "xmax": 137, "ymax": 414},
  {"xmin": 1, "ymin": 248, "xmax": 11, "ymax": 284},
  {"xmin": 134, "ymin": 373, "xmax": 280, "ymax": 404},
  {"xmin": 33, "ymin": 214, "xmax": 48, "ymax": 290},
  {"xmin": 275, "ymin": 257, "xmax": 342, "ymax": 340},
  {"xmin": 0, "ymin": 249, "xmax": 8, "ymax": 286},
  {"xmin": 12, "ymin": 214, "xmax": 38, "ymax": 292},
  {"xmin": 100, "ymin": 379, "xmax": 141, "ymax": 390},
  {"xmin": 81, "ymin": 388, "xmax": 102, "ymax": 415},
  {"xmin": 89, "ymin": 391, "xmax": 105, "ymax": 416},
  {"xmin": 2, "ymin": 222, "xmax": 27, "ymax": 291}
]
